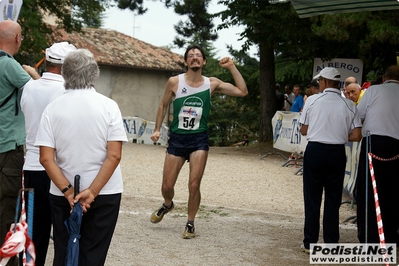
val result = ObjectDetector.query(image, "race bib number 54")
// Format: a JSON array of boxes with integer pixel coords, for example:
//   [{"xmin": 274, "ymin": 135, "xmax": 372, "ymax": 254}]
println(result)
[{"xmin": 178, "ymin": 106, "xmax": 203, "ymax": 130}]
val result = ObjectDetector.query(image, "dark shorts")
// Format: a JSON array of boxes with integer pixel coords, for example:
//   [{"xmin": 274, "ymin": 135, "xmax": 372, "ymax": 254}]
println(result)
[{"xmin": 167, "ymin": 132, "xmax": 209, "ymax": 161}]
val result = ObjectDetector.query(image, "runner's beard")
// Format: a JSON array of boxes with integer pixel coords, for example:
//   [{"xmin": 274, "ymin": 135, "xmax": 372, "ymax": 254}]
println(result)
[{"xmin": 191, "ymin": 67, "xmax": 200, "ymax": 72}]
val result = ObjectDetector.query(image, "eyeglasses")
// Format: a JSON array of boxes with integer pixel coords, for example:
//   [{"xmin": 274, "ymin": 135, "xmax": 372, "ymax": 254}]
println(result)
[
  {"xmin": 20, "ymin": 35, "xmax": 24, "ymax": 41},
  {"xmin": 188, "ymin": 53, "xmax": 203, "ymax": 59}
]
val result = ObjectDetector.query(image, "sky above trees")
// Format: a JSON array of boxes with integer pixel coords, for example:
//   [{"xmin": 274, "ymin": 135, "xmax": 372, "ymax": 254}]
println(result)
[{"xmin": 101, "ymin": 0, "xmax": 258, "ymax": 59}]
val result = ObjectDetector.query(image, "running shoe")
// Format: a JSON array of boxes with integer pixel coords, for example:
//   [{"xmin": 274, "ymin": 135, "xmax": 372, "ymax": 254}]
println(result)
[
  {"xmin": 150, "ymin": 201, "xmax": 174, "ymax": 223},
  {"xmin": 182, "ymin": 223, "xmax": 195, "ymax": 239}
]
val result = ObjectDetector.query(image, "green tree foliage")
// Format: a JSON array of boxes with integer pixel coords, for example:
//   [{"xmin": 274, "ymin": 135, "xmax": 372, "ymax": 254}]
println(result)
[
  {"xmin": 208, "ymin": 47, "xmax": 260, "ymax": 146},
  {"xmin": 72, "ymin": 0, "xmax": 107, "ymax": 28},
  {"xmin": 115, "ymin": 0, "xmax": 217, "ymax": 50},
  {"xmin": 216, "ymin": 2, "xmax": 399, "ymax": 142},
  {"xmin": 216, "ymin": 0, "xmax": 314, "ymax": 142},
  {"xmin": 173, "ymin": 0, "xmax": 217, "ymax": 48},
  {"xmin": 116, "ymin": 0, "xmax": 148, "ymax": 14},
  {"xmin": 16, "ymin": 0, "xmax": 110, "ymax": 64},
  {"xmin": 310, "ymin": 11, "xmax": 399, "ymax": 80}
]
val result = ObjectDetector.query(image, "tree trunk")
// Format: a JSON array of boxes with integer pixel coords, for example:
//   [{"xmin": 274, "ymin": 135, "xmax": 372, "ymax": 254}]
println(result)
[{"xmin": 258, "ymin": 41, "xmax": 276, "ymax": 142}]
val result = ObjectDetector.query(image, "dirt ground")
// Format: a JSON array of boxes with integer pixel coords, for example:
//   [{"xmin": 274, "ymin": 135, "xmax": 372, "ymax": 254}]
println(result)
[{"xmin": 44, "ymin": 142, "xmax": 370, "ymax": 266}]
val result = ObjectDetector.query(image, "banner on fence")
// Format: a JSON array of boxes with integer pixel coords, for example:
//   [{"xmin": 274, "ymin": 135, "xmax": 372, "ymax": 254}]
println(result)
[
  {"xmin": 343, "ymin": 140, "xmax": 362, "ymax": 197},
  {"xmin": 272, "ymin": 111, "xmax": 307, "ymax": 153},
  {"xmin": 123, "ymin": 116, "xmax": 168, "ymax": 146}
]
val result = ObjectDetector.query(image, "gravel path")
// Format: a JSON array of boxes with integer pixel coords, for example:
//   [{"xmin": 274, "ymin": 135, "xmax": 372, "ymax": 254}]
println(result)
[{"xmin": 45, "ymin": 143, "xmax": 358, "ymax": 266}]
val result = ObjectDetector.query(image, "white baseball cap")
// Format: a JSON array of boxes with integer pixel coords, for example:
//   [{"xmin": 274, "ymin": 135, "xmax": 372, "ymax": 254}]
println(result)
[
  {"xmin": 313, "ymin": 67, "xmax": 341, "ymax": 81},
  {"xmin": 45, "ymin": 42, "xmax": 77, "ymax": 64}
]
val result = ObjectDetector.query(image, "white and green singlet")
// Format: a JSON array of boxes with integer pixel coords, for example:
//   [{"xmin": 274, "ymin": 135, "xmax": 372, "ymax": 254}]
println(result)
[{"xmin": 169, "ymin": 74, "xmax": 211, "ymax": 134}]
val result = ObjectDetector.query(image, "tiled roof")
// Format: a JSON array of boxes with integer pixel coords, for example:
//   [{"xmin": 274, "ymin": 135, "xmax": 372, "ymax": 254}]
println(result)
[{"xmin": 54, "ymin": 27, "xmax": 185, "ymax": 72}]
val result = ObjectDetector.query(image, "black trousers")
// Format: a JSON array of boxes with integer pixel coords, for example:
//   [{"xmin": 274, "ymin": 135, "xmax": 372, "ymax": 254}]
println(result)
[
  {"xmin": 0, "ymin": 145, "xmax": 23, "ymax": 266},
  {"xmin": 50, "ymin": 193, "xmax": 121, "ymax": 266},
  {"xmin": 355, "ymin": 135, "xmax": 399, "ymax": 244},
  {"xmin": 24, "ymin": 170, "xmax": 51, "ymax": 266},
  {"xmin": 303, "ymin": 142, "xmax": 346, "ymax": 247}
]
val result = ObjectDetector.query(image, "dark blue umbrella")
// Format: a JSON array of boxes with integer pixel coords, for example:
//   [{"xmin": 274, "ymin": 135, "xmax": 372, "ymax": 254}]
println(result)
[{"xmin": 64, "ymin": 175, "xmax": 82, "ymax": 266}]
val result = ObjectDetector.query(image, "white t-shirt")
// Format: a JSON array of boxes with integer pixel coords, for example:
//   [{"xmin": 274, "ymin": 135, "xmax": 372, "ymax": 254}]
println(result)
[
  {"xmin": 35, "ymin": 88, "xmax": 128, "ymax": 196},
  {"xmin": 21, "ymin": 72, "xmax": 65, "ymax": 170},
  {"xmin": 357, "ymin": 82, "xmax": 399, "ymax": 139},
  {"xmin": 300, "ymin": 88, "xmax": 362, "ymax": 144}
]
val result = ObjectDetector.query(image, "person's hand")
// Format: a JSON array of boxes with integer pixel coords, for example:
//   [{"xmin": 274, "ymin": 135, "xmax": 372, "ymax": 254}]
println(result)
[
  {"xmin": 74, "ymin": 188, "xmax": 96, "ymax": 213},
  {"xmin": 64, "ymin": 189, "xmax": 75, "ymax": 211},
  {"xmin": 22, "ymin": 64, "xmax": 40, "ymax": 79},
  {"xmin": 219, "ymin": 57, "xmax": 234, "ymax": 69},
  {"xmin": 151, "ymin": 131, "xmax": 161, "ymax": 142}
]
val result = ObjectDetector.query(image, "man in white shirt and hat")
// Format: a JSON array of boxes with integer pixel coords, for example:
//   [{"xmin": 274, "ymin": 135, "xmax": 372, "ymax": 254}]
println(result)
[
  {"xmin": 20, "ymin": 42, "xmax": 76, "ymax": 266},
  {"xmin": 299, "ymin": 67, "xmax": 362, "ymax": 253}
]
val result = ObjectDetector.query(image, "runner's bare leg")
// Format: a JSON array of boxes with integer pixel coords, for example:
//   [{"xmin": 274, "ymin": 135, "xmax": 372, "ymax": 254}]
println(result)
[
  {"xmin": 187, "ymin": 150, "xmax": 208, "ymax": 221},
  {"xmin": 161, "ymin": 153, "xmax": 185, "ymax": 207}
]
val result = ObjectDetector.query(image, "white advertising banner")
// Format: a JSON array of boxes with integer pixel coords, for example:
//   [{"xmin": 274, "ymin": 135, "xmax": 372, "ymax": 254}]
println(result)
[
  {"xmin": 123, "ymin": 116, "xmax": 139, "ymax": 142},
  {"xmin": 313, "ymin": 58, "xmax": 363, "ymax": 88},
  {"xmin": 0, "ymin": 0, "xmax": 23, "ymax": 21},
  {"xmin": 272, "ymin": 111, "xmax": 307, "ymax": 153},
  {"xmin": 343, "ymin": 140, "xmax": 362, "ymax": 197},
  {"xmin": 123, "ymin": 116, "xmax": 168, "ymax": 146},
  {"xmin": 272, "ymin": 111, "xmax": 360, "ymax": 197}
]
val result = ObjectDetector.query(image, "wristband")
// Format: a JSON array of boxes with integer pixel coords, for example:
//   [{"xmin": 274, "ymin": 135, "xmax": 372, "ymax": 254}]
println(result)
[{"xmin": 61, "ymin": 184, "xmax": 72, "ymax": 193}]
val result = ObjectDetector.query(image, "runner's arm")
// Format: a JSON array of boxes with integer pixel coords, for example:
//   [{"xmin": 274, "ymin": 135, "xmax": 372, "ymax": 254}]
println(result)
[
  {"xmin": 212, "ymin": 57, "xmax": 247, "ymax": 97},
  {"xmin": 151, "ymin": 77, "xmax": 177, "ymax": 142}
]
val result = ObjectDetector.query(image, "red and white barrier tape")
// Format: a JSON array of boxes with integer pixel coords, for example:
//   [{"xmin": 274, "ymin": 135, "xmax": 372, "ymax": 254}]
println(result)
[
  {"xmin": 367, "ymin": 152, "xmax": 388, "ymax": 266},
  {"xmin": 0, "ymin": 222, "xmax": 35, "ymax": 266}
]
